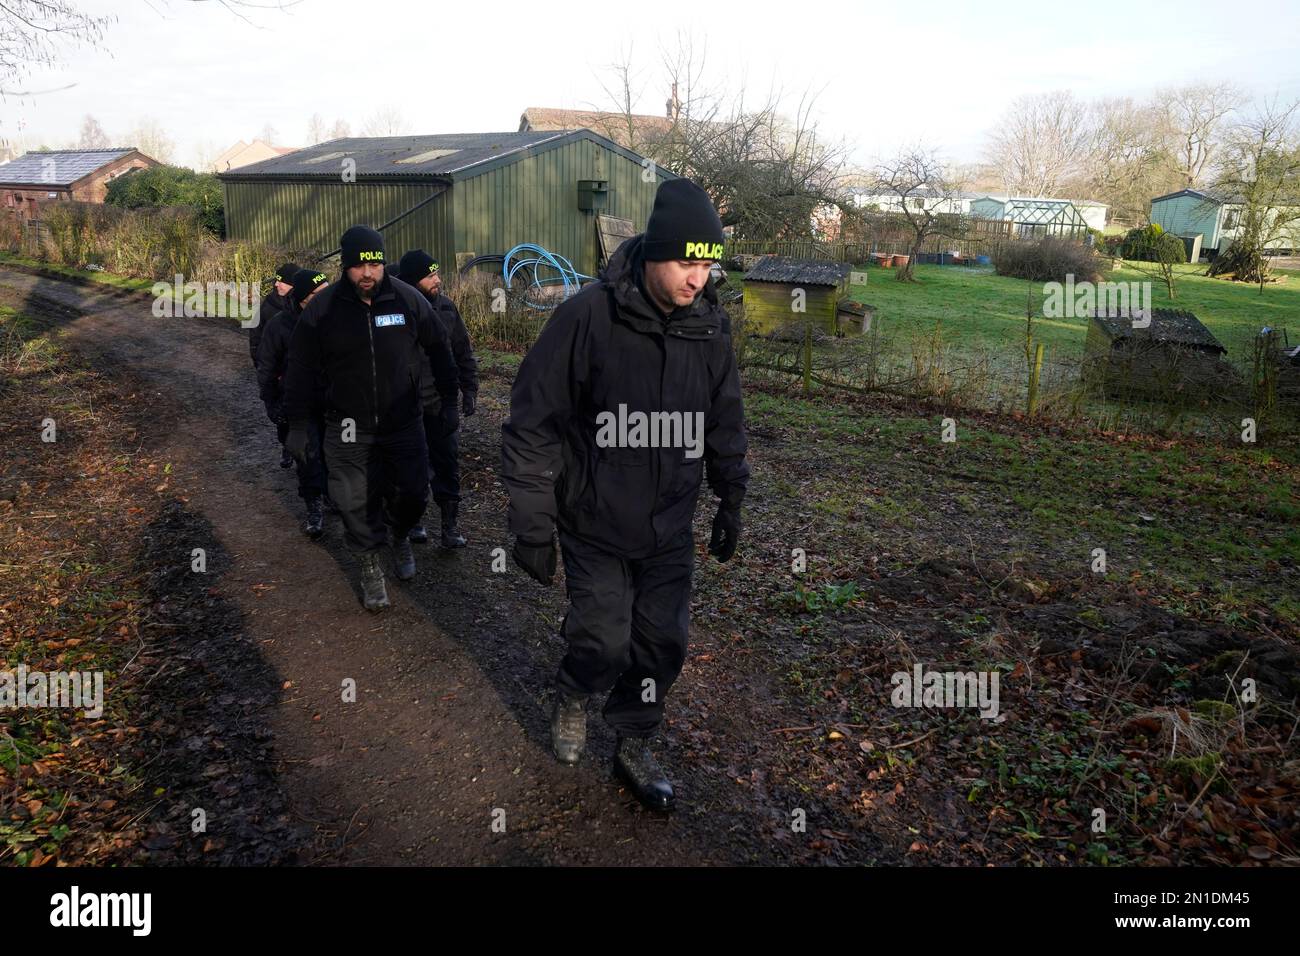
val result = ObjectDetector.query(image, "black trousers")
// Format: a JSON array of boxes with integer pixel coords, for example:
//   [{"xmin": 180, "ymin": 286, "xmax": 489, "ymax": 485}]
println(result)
[
  {"xmin": 295, "ymin": 418, "xmax": 327, "ymax": 501},
  {"xmin": 275, "ymin": 417, "xmax": 327, "ymax": 501},
  {"xmin": 323, "ymin": 417, "xmax": 428, "ymax": 553},
  {"xmin": 422, "ymin": 411, "xmax": 461, "ymax": 503},
  {"xmin": 556, "ymin": 529, "xmax": 694, "ymax": 738}
]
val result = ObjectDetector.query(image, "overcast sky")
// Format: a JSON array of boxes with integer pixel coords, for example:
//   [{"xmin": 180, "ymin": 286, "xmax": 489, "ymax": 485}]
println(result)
[{"xmin": 3, "ymin": 0, "xmax": 1298, "ymax": 171}]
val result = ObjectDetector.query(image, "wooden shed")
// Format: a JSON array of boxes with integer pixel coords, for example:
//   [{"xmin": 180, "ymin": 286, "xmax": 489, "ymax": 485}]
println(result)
[
  {"xmin": 217, "ymin": 130, "xmax": 674, "ymax": 278},
  {"xmin": 741, "ymin": 257, "xmax": 850, "ymax": 334},
  {"xmin": 1083, "ymin": 308, "xmax": 1236, "ymax": 400}
]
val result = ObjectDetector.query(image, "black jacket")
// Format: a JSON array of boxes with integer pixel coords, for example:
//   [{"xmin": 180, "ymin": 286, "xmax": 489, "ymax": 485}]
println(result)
[
  {"xmin": 418, "ymin": 292, "xmax": 478, "ymax": 409},
  {"xmin": 250, "ymin": 288, "xmax": 288, "ymax": 365},
  {"xmin": 283, "ymin": 273, "xmax": 458, "ymax": 433},
  {"xmin": 501, "ymin": 234, "xmax": 749, "ymax": 559},
  {"xmin": 256, "ymin": 301, "xmax": 327, "ymax": 415}
]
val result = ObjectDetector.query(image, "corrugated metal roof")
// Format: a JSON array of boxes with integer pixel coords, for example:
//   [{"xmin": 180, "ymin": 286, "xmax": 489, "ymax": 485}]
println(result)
[
  {"xmin": 1150, "ymin": 187, "xmax": 1246, "ymax": 206},
  {"xmin": 218, "ymin": 131, "xmax": 573, "ymax": 181},
  {"xmin": 744, "ymin": 256, "xmax": 851, "ymax": 286},
  {"xmin": 0, "ymin": 148, "xmax": 135, "ymax": 186},
  {"xmin": 1091, "ymin": 308, "xmax": 1226, "ymax": 352}
]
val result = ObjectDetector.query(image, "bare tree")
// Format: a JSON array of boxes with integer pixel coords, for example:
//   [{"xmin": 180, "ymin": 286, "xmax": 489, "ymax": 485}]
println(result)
[
  {"xmin": 1073, "ymin": 97, "xmax": 1183, "ymax": 223},
  {"xmin": 193, "ymin": 139, "xmax": 222, "ymax": 172},
  {"xmin": 307, "ymin": 113, "xmax": 327, "ymax": 145},
  {"xmin": 0, "ymin": 1, "xmax": 113, "ymax": 90},
  {"xmin": 1158, "ymin": 83, "xmax": 1244, "ymax": 187},
  {"xmin": 597, "ymin": 41, "xmax": 851, "ymax": 240},
  {"xmin": 329, "ymin": 118, "xmax": 352, "ymax": 140},
  {"xmin": 986, "ymin": 91, "xmax": 1090, "ymax": 196},
  {"xmin": 872, "ymin": 147, "xmax": 968, "ymax": 281},
  {"xmin": 259, "ymin": 122, "xmax": 278, "ymax": 145},
  {"xmin": 1206, "ymin": 99, "xmax": 1300, "ymax": 287},
  {"xmin": 362, "ymin": 107, "xmax": 407, "ymax": 137},
  {"xmin": 77, "ymin": 113, "xmax": 109, "ymax": 148},
  {"xmin": 127, "ymin": 117, "xmax": 174, "ymax": 164}
]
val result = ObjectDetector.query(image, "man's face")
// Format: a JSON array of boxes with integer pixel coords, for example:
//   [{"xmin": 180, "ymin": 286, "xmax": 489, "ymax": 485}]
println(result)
[
  {"xmin": 346, "ymin": 262, "xmax": 385, "ymax": 298},
  {"xmin": 300, "ymin": 281, "xmax": 327, "ymax": 309},
  {"xmin": 274, "ymin": 280, "xmax": 293, "ymax": 297},
  {"xmin": 644, "ymin": 258, "xmax": 712, "ymax": 311},
  {"xmin": 418, "ymin": 271, "xmax": 441, "ymax": 296}
]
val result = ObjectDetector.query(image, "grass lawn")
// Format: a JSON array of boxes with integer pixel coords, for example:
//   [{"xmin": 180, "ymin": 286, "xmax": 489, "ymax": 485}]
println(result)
[{"xmin": 839, "ymin": 261, "xmax": 1300, "ymax": 367}]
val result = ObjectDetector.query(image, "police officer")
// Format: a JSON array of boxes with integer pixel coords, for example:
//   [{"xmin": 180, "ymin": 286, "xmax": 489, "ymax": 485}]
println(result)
[
  {"xmin": 501, "ymin": 178, "xmax": 749, "ymax": 810},
  {"xmin": 396, "ymin": 250, "xmax": 478, "ymax": 549},
  {"xmin": 282, "ymin": 226, "xmax": 458, "ymax": 611},
  {"xmin": 257, "ymin": 268, "xmax": 330, "ymax": 538},
  {"xmin": 253, "ymin": 263, "xmax": 301, "ymax": 468}
]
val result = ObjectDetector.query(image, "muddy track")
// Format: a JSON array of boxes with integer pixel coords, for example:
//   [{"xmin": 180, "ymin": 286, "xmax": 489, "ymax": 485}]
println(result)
[{"xmin": 0, "ymin": 266, "xmax": 797, "ymax": 866}]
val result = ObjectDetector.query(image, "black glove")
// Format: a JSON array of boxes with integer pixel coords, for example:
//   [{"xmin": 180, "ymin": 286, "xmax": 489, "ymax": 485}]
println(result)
[
  {"xmin": 513, "ymin": 536, "xmax": 556, "ymax": 586},
  {"xmin": 284, "ymin": 425, "xmax": 311, "ymax": 465},
  {"xmin": 462, "ymin": 393, "xmax": 477, "ymax": 417},
  {"xmin": 708, "ymin": 505, "xmax": 741, "ymax": 562},
  {"xmin": 439, "ymin": 400, "xmax": 459, "ymax": 436},
  {"xmin": 264, "ymin": 399, "xmax": 285, "ymax": 426}
]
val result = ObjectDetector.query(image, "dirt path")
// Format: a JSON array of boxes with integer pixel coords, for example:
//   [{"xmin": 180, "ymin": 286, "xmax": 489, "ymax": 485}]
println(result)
[{"xmin": 0, "ymin": 266, "xmax": 752, "ymax": 866}]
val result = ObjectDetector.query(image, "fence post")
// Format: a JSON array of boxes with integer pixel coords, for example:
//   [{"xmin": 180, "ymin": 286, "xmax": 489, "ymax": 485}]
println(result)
[
  {"xmin": 1027, "ymin": 342, "xmax": 1044, "ymax": 416},
  {"xmin": 802, "ymin": 319, "xmax": 812, "ymax": 394}
]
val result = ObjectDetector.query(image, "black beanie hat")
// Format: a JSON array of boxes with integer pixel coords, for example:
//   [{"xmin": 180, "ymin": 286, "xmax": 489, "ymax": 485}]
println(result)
[
  {"xmin": 291, "ymin": 268, "xmax": 328, "ymax": 306},
  {"xmin": 642, "ymin": 178, "xmax": 724, "ymax": 262},
  {"xmin": 339, "ymin": 225, "xmax": 385, "ymax": 268},
  {"xmin": 397, "ymin": 250, "xmax": 439, "ymax": 285},
  {"xmin": 274, "ymin": 262, "xmax": 301, "ymax": 284}
]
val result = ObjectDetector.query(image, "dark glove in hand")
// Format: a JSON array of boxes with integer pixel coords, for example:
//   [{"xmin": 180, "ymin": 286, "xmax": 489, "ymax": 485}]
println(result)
[
  {"xmin": 439, "ymin": 401, "xmax": 459, "ymax": 436},
  {"xmin": 462, "ymin": 393, "xmax": 477, "ymax": 417},
  {"xmin": 513, "ymin": 536, "xmax": 556, "ymax": 585},
  {"xmin": 264, "ymin": 400, "xmax": 284, "ymax": 426},
  {"xmin": 708, "ymin": 505, "xmax": 741, "ymax": 562},
  {"xmin": 284, "ymin": 425, "xmax": 310, "ymax": 464}
]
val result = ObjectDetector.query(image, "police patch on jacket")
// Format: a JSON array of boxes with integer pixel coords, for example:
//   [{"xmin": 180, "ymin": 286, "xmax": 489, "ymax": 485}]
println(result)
[{"xmin": 374, "ymin": 313, "xmax": 406, "ymax": 328}]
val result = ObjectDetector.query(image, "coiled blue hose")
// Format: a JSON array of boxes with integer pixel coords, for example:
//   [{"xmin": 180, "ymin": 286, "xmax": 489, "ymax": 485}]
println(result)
[{"xmin": 503, "ymin": 243, "xmax": 593, "ymax": 309}]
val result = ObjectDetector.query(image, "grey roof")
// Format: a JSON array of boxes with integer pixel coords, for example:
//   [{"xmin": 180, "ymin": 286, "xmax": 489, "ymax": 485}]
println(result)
[
  {"xmin": 744, "ymin": 256, "xmax": 851, "ymax": 286},
  {"xmin": 217, "ymin": 129, "xmax": 662, "ymax": 182},
  {"xmin": 0, "ymin": 148, "xmax": 136, "ymax": 186},
  {"xmin": 1150, "ymin": 187, "xmax": 1247, "ymax": 206},
  {"xmin": 1091, "ymin": 308, "xmax": 1226, "ymax": 352}
]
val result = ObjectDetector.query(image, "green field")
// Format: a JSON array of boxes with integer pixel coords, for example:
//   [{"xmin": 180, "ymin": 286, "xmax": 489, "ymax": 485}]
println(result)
[{"xmin": 839, "ymin": 261, "xmax": 1300, "ymax": 363}]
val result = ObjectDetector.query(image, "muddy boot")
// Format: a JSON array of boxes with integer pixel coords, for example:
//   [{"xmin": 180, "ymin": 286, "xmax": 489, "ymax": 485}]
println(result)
[
  {"xmin": 407, "ymin": 524, "xmax": 428, "ymax": 544},
  {"xmin": 392, "ymin": 532, "xmax": 416, "ymax": 581},
  {"xmin": 357, "ymin": 549, "xmax": 389, "ymax": 612},
  {"xmin": 614, "ymin": 736, "xmax": 675, "ymax": 811},
  {"xmin": 303, "ymin": 495, "xmax": 324, "ymax": 539},
  {"xmin": 439, "ymin": 499, "xmax": 467, "ymax": 549},
  {"xmin": 550, "ymin": 693, "xmax": 588, "ymax": 765}
]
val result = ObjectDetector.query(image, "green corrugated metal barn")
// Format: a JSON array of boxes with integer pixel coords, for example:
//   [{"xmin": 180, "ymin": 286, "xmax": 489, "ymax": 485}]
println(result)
[{"xmin": 217, "ymin": 130, "xmax": 676, "ymax": 277}]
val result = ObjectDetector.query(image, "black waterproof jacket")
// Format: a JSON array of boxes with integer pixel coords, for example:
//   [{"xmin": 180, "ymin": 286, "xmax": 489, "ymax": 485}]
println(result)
[
  {"xmin": 418, "ymin": 292, "xmax": 478, "ymax": 410},
  {"xmin": 283, "ymin": 273, "xmax": 458, "ymax": 433},
  {"xmin": 501, "ymin": 234, "xmax": 749, "ymax": 559},
  {"xmin": 257, "ymin": 301, "xmax": 328, "ymax": 416},
  {"xmin": 249, "ymin": 288, "xmax": 288, "ymax": 365}
]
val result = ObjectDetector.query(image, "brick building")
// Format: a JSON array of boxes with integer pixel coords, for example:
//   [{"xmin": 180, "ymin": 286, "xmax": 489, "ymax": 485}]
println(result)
[{"xmin": 0, "ymin": 148, "xmax": 160, "ymax": 223}]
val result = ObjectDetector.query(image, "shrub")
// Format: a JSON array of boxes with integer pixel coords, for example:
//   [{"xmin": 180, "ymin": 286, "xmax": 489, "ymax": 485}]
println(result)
[
  {"xmin": 993, "ymin": 236, "xmax": 1105, "ymax": 283},
  {"xmin": 1119, "ymin": 223, "xmax": 1186, "ymax": 264},
  {"xmin": 105, "ymin": 165, "xmax": 225, "ymax": 237}
]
